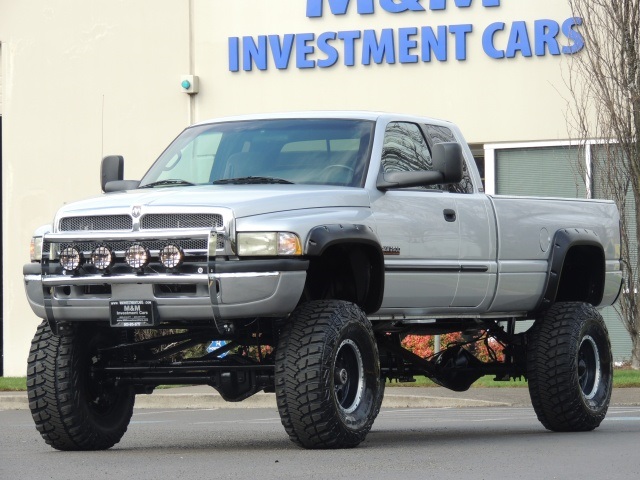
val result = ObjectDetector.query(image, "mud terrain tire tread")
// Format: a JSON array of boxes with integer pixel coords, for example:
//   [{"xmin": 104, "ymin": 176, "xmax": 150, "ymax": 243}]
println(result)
[
  {"xmin": 27, "ymin": 321, "xmax": 135, "ymax": 450},
  {"xmin": 527, "ymin": 302, "xmax": 613, "ymax": 432},
  {"xmin": 275, "ymin": 300, "xmax": 381, "ymax": 449}
]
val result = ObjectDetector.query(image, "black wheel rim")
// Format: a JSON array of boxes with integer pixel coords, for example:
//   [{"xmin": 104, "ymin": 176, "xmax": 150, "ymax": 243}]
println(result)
[
  {"xmin": 85, "ymin": 375, "xmax": 122, "ymax": 416},
  {"xmin": 578, "ymin": 335, "xmax": 601, "ymax": 400},
  {"xmin": 334, "ymin": 339, "xmax": 365, "ymax": 414},
  {"xmin": 84, "ymin": 339, "xmax": 126, "ymax": 417}
]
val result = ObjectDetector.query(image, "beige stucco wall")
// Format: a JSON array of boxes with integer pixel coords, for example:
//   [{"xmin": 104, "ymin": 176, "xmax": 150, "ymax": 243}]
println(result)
[
  {"xmin": 0, "ymin": 0, "xmax": 191, "ymax": 375},
  {"xmin": 1, "ymin": 0, "xmax": 580, "ymax": 375},
  {"xmin": 199, "ymin": 0, "xmax": 578, "ymax": 141}
]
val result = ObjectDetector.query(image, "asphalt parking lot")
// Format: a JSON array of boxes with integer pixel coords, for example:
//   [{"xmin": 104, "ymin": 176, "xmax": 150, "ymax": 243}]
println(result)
[{"xmin": 2, "ymin": 404, "xmax": 639, "ymax": 480}]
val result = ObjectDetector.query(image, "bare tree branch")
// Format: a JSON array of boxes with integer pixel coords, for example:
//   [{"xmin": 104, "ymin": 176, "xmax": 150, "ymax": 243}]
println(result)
[{"xmin": 566, "ymin": 0, "xmax": 640, "ymax": 368}]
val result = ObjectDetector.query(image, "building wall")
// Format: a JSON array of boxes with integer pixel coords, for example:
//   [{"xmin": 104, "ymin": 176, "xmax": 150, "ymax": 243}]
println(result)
[
  {"xmin": 0, "ymin": 0, "xmax": 191, "ymax": 375},
  {"xmin": 199, "ymin": 0, "xmax": 580, "ymax": 142},
  {"xmin": 0, "ymin": 0, "xmax": 602, "ymax": 375}
]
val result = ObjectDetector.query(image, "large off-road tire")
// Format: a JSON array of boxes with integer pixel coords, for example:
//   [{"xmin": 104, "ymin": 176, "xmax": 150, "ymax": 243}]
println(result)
[
  {"xmin": 27, "ymin": 321, "xmax": 135, "ymax": 450},
  {"xmin": 275, "ymin": 300, "xmax": 382, "ymax": 449},
  {"xmin": 527, "ymin": 302, "xmax": 613, "ymax": 432},
  {"xmin": 373, "ymin": 374, "xmax": 386, "ymax": 419}
]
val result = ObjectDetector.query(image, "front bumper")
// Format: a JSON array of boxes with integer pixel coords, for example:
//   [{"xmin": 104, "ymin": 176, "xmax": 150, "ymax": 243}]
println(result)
[{"xmin": 24, "ymin": 258, "xmax": 308, "ymax": 324}]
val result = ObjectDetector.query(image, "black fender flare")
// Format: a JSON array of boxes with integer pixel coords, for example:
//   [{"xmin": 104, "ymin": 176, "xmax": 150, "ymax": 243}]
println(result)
[
  {"xmin": 305, "ymin": 224, "xmax": 384, "ymax": 313},
  {"xmin": 538, "ymin": 228, "xmax": 605, "ymax": 310}
]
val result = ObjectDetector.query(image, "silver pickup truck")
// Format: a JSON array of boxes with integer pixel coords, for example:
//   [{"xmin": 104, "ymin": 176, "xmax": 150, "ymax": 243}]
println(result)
[{"xmin": 24, "ymin": 112, "xmax": 622, "ymax": 450}]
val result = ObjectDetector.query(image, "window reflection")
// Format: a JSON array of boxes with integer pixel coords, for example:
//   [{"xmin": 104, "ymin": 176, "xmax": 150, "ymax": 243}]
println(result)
[{"xmin": 381, "ymin": 121, "xmax": 473, "ymax": 194}]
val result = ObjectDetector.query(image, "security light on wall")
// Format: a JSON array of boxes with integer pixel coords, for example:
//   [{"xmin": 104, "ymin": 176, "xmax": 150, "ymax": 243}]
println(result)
[{"xmin": 180, "ymin": 75, "xmax": 199, "ymax": 94}]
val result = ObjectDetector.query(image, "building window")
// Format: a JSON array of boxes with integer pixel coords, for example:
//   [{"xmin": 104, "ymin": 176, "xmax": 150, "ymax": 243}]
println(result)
[{"xmin": 495, "ymin": 145, "xmax": 586, "ymax": 198}]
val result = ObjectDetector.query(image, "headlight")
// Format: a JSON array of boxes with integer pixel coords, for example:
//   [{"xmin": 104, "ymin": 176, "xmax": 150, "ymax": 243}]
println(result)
[
  {"xmin": 160, "ymin": 244, "xmax": 184, "ymax": 268},
  {"xmin": 277, "ymin": 232, "xmax": 303, "ymax": 255},
  {"xmin": 60, "ymin": 246, "xmax": 83, "ymax": 271},
  {"xmin": 30, "ymin": 237, "xmax": 44, "ymax": 262},
  {"xmin": 125, "ymin": 244, "xmax": 150, "ymax": 268},
  {"xmin": 237, "ymin": 232, "xmax": 302, "ymax": 256},
  {"xmin": 91, "ymin": 246, "xmax": 114, "ymax": 270}
]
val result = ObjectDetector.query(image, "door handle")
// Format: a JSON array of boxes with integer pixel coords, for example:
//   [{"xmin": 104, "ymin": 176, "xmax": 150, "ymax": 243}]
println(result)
[{"xmin": 443, "ymin": 209, "xmax": 456, "ymax": 222}]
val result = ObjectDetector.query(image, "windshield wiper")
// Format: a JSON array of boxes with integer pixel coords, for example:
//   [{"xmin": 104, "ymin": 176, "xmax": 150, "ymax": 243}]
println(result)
[
  {"xmin": 139, "ymin": 179, "xmax": 196, "ymax": 188},
  {"xmin": 212, "ymin": 176, "xmax": 294, "ymax": 185}
]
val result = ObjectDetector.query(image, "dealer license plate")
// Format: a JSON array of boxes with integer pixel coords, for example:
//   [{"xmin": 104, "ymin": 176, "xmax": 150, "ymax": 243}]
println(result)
[{"xmin": 109, "ymin": 300, "xmax": 157, "ymax": 327}]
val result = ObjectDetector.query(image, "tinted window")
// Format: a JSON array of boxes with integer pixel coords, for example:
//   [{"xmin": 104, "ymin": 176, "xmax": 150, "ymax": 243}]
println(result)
[
  {"xmin": 382, "ymin": 122, "xmax": 433, "ymax": 171},
  {"xmin": 140, "ymin": 119, "xmax": 374, "ymax": 187},
  {"xmin": 423, "ymin": 124, "xmax": 474, "ymax": 194},
  {"xmin": 381, "ymin": 122, "xmax": 473, "ymax": 194}
]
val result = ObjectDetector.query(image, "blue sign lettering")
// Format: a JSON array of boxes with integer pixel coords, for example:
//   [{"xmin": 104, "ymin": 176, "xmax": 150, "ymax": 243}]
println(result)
[
  {"xmin": 482, "ymin": 22, "xmax": 505, "ymax": 59},
  {"xmin": 338, "ymin": 30, "xmax": 361, "ymax": 66},
  {"xmin": 480, "ymin": 18, "xmax": 584, "ymax": 61},
  {"xmin": 379, "ymin": 0, "xmax": 425, "ymax": 14},
  {"xmin": 307, "ymin": 0, "xmax": 500, "ymax": 17},
  {"xmin": 534, "ymin": 20, "xmax": 561, "ymax": 56},
  {"xmin": 429, "ymin": 0, "xmax": 499, "ymax": 11},
  {"xmin": 449, "ymin": 24, "xmax": 472, "ymax": 60},
  {"xmin": 317, "ymin": 32, "xmax": 340, "ymax": 67},
  {"xmin": 229, "ymin": 37, "xmax": 240, "ymax": 71},
  {"xmin": 296, "ymin": 33, "xmax": 317, "ymax": 68},
  {"xmin": 562, "ymin": 17, "xmax": 584, "ymax": 54},
  {"xmin": 421, "ymin": 26, "xmax": 447, "ymax": 61},
  {"xmin": 243, "ymin": 36, "xmax": 268, "ymax": 71},
  {"xmin": 398, "ymin": 27, "xmax": 419, "ymax": 63},
  {"xmin": 270, "ymin": 34, "xmax": 295, "ymax": 69},
  {"xmin": 307, "ymin": 0, "xmax": 375, "ymax": 17},
  {"xmin": 228, "ymin": 1, "xmax": 586, "ymax": 72},
  {"xmin": 362, "ymin": 29, "xmax": 396, "ymax": 65},
  {"xmin": 506, "ymin": 21, "xmax": 532, "ymax": 58},
  {"xmin": 207, "ymin": 340, "xmax": 229, "ymax": 357}
]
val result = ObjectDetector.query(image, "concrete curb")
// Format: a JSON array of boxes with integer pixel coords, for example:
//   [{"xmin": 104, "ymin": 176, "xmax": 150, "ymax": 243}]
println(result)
[
  {"xmin": 382, "ymin": 394, "xmax": 510, "ymax": 409},
  {"xmin": 133, "ymin": 392, "xmax": 510, "ymax": 410},
  {"xmin": 3, "ymin": 387, "xmax": 637, "ymax": 411},
  {"xmin": 0, "ymin": 393, "xmax": 29, "ymax": 410},
  {"xmin": 0, "ymin": 391, "xmax": 509, "ymax": 411}
]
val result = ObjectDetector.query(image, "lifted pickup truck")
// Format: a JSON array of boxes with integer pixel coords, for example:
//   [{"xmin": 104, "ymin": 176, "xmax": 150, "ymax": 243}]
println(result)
[{"xmin": 24, "ymin": 112, "xmax": 622, "ymax": 450}]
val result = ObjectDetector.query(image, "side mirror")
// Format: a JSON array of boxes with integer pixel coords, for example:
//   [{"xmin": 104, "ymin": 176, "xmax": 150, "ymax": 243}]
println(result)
[
  {"xmin": 101, "ymin": 155, "xmax": 124, "ymax": 191},
  {"xmin": 100, "ymin": 155, "xmax": 140, "ymax": 192},
  {"xmin": 377, "ymin": 170, "xmax": 444, "ymax": 190},
  {"xmin": 432, "ymin": 142, "xmax": 463, "ymax": 184},
  {"xmin": 377, "ymin": 142, "xmax": 464, "ymax": 190}
]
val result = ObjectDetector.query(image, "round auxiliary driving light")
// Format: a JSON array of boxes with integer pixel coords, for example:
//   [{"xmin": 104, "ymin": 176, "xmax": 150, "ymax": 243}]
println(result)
[
  {"xmin": 160, "ymin": 244, "xmax": 184, "ymax": 269},
  {"xmin": 60, "ymin": 246, "xmax": 83, "ymax": 271},
  {"xmin": 125, "ymin": 244, "xmax": 149, "ymax": 269},
  {"xmin": 91, "ymin": 245, "xmax": 114, "ymax": 271}
]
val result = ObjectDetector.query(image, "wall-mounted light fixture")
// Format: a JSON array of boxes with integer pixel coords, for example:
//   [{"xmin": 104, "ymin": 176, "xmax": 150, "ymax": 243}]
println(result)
[{"xmin": 180, "ymin": 75, "xmax": 199, "ymax": 94}]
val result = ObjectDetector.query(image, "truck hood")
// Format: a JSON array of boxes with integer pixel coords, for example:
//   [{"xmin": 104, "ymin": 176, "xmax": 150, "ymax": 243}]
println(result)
[{"xmin": 54, "ymin": 185, "xmax": 371, "ymax": 220}]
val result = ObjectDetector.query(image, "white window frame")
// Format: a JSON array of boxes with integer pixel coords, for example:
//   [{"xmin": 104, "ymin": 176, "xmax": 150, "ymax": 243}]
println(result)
[{"xmin": 484, "ymin": 140, "xmax": 594, "ymax": 198}]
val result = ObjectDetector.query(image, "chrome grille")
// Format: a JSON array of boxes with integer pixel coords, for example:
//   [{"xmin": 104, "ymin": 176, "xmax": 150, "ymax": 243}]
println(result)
[
  {"xmin": 141, "ymin": 214, "xmax": 223, "ymax": 230},
  {"xmin": 51, "ymin": 212, "xmax": 227, "ymax": 256},
  {"xmin": 60, "ymin": 215, "xmax": 133, "ymax": 232}
]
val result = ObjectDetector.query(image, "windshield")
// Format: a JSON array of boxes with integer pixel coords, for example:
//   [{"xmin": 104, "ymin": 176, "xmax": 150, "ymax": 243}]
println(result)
[{"xmin": 139, "ymin": 118, "xmax": 375, "ymax": 188}]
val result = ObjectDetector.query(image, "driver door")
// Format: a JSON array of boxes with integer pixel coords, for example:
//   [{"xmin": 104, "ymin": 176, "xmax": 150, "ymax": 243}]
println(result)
[{"xmin": 372, "ymin": 122, "xmax": 460, "ymax": 310}]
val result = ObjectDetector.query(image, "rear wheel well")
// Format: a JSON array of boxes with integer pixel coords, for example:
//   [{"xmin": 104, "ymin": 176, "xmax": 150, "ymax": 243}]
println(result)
[
  {"xmin": 556, "ymin": 245, "xmax": 605, "ymax": 305},
  {"xmin": 303, "ymin": 243, "xmax": 383, "ymax": 314}
]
